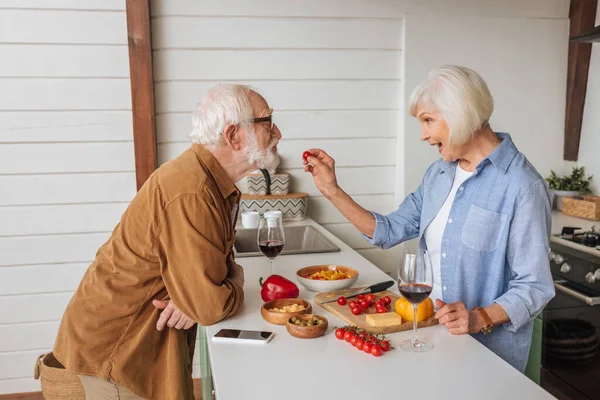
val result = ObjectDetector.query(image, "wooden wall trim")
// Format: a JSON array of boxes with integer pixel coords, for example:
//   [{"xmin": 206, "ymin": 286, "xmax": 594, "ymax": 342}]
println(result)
[
  {"xmin": 564, "ymin": 0, "xmax": 598, "ymax": 161},
  {"xmin": 126, "ymin": 0, "xmax": 157, "ymax": 190}
]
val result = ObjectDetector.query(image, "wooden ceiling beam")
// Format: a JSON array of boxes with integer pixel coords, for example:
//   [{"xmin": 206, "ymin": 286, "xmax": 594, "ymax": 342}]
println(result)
[
  {"xmin": 126, "ymin": 0, "xmax": 157, "ymax": 190},
  {"xmin": 564, "ymin": 0, "xmax": 598, "ymax": 161}
]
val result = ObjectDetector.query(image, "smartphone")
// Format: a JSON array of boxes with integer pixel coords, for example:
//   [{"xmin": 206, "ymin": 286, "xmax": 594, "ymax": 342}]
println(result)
[{"xmin": 213, "ymin": 328, "xmax": 275, "ymax": 344}]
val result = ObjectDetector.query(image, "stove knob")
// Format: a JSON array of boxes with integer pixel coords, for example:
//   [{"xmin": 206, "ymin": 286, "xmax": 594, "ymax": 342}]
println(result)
[
  {"xmin": 548, "ymin": 251, "xmax": 556, "ymax": 261},
  {"xmin": 553, "ymin": 254, "xmax": 565, "ymax": 264},
  {"xmin": 585, "ymin": 272, "xmax": 596, "ymax": 283},
  {"xmin": 594, "ymin": 269, "xmax": 600, "ymax": 281},
  {"xmin": 560, "ymin": 263, "xmax": 572, "ymax": 273}
]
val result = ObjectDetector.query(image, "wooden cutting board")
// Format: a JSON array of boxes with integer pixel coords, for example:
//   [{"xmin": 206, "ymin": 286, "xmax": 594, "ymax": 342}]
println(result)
[{"xmin": 314, "ymin": 288, "xmax": 438, "ymax": 334}]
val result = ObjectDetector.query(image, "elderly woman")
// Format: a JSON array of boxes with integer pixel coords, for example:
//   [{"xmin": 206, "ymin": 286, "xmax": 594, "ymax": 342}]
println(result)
[{"xmin": 304, "ymin": 65, "xmax": 555, "ymax": 372}]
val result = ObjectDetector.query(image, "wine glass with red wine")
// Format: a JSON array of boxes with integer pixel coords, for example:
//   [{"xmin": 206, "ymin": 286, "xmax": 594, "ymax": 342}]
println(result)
[
  {"xmin": 397, "ymin": 249, "xmax": 433, "ymax": 352},
  {"xmin": 257, "ymin": 216, "xmax": 285, "ymax": 275}
]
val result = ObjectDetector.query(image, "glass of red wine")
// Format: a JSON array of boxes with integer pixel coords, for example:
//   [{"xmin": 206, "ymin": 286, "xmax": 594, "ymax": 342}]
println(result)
[
  {"xmin": 397, "ymin": 249, "xmax": 433, "ymax": 352},
  {"xmin": 257, "ymin": 216, "xmax": 285, "ymax": 275}
]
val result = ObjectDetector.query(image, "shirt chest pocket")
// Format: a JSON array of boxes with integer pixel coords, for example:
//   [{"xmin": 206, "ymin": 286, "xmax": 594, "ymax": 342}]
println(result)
[{"xmin": 461, "ymin": 205, "xmax": 508, "ymax": 252}]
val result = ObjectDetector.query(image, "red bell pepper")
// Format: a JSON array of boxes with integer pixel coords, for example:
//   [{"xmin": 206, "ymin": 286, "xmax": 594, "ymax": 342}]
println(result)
[{"xmin": 259, "ymin": 275, "xmax": 299, "ymax": 302}]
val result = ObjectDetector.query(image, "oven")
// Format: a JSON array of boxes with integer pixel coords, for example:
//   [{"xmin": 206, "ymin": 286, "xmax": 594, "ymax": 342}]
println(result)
[{"xmin": 541, "ymin": 237, "xmax": 600, "ymax": 400}]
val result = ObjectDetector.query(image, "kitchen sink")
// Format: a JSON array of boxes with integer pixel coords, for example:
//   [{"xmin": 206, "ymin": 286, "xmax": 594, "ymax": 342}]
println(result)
[{"xmin": 233, "ymin": 225, "xmax": 340, "ymax": 257}]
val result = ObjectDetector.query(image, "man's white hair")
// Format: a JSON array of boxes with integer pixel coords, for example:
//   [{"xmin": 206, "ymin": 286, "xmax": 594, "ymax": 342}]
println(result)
[
  {"xmin": 409, "ymin": 65, "xmax": 494, "ymax": 146},
  {"xmin": 189, "ymin": 83, "xmax": 254, "ymax": 146}
]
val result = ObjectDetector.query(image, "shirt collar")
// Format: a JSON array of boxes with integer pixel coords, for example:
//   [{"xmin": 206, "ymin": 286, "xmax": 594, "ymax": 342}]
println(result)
[
  {"xmin": 191, "ymin": 144, "xmax": 238, "ymax": 199},
  {"xmin": 483, "ymin": 132, "xmax": 518, "ymax": 173},
  {"xmin": 439, "ymin": 132, "xmax": 517, "ymax": 175}
]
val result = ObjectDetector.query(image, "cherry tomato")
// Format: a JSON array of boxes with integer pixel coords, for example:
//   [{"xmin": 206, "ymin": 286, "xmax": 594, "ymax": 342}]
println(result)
[
  {"xmin": 357, "ymin": 294, "xmax": 365, "ymax": 301},
  {"xmin": 302, "ymin": 151, "xmax": 311, "ymax": 161},
  {"xmin": 337, "ymin": 296, "xmax": 347, "ymax": 306},
  {"xmin": 366, "ymin": 294, "xmax": 375, "ymax": 304},
  {"xmin": 335, "ymin": 328, "xmax": 345, "ymax": 340},
  {"xmin": 371, "ymin": 345, "xmax": 383, "ymax": 357},
  {"xmin": 359, "ymin": 299, "xmax": 369, "ymax": 309},
  {"xmin": 380, "ymin": 340, "xmax": 391, "ymax": 352},
  {"xmin": 344, "ymin": 331, "xmax": 354, "ymax": 342},
  {"xmin": 376, "ymin": 307, "xmax": 387, "ymax": 314},
  {"xmin": 349, "ymin": 300, "xmax": 359, "ymax": 309},
  {"xmin": 350, "ymin": 335, "xmax": 358, "ymax": 347},
  {"xmin": 374, "ymin": 300, "xmax": 385, "ymax": 309},
  {"xmin": 363, "ymin": 342, "xmax": 372, "ymax": 354},
  {"xmin": 355, "ymin": 339, "xmax": 365, "ymax": 351},
  {"xmin": 351, "ymin": 307, "xmax": 362, "ymax": 316},
  {"xmin": 382, "ymin": 296, "xmax": 392, "ymax": 305}
]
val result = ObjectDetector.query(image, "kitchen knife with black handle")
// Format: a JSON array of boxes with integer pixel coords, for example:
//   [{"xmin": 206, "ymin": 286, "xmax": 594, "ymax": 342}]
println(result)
[{"xmin": 321, "ymin": 280, "xmax": 395, "ymax": 303}]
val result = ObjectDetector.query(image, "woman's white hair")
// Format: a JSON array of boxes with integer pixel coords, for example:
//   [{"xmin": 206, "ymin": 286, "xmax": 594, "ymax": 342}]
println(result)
[
  {"xmin": 189, "ymin": 83, "xmax": 254, "ymax": 146},
  {"xmin": 409, "ymin": 65, "xmax": 494, "ymax": 146}
]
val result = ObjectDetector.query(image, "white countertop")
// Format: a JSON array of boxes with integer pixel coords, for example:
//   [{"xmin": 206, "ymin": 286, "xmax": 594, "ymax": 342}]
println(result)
[{"xmin": 206, "ymin": 218, "xmax": 554, "ymax": 400}]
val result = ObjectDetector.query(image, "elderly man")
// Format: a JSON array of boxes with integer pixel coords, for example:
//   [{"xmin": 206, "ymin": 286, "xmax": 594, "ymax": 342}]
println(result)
[{"xmin": 53, "ymin": 84, "xmax": 281, "ymax": 399}]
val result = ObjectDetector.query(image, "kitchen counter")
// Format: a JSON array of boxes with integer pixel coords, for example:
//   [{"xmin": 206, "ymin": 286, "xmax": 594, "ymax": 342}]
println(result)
[{"xmin": 206, "ymin": 218, "xmax": 554, "ymax": 400}]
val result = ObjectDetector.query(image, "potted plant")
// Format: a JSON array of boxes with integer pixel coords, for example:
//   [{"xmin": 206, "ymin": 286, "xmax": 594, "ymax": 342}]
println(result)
[{"xmin": 545, "ymin": 166, "xmax": 593, "ymax": 210}]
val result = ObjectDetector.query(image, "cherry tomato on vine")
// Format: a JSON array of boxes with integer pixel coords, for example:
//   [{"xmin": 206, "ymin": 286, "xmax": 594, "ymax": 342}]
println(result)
[
  {"xmin": 380, "ymin": 340, "xmax": 391, "ymax": 352},
  {"xmin": 363, "ymin": 342, "xmax": 372, "ymax": 354},
  {"xmin": 371, "ymin": 345, "xmax": 383, "ymax": 357},
  {"xmin": 344, "ymin": 331, "xmax": 354, "ymax": 342}
]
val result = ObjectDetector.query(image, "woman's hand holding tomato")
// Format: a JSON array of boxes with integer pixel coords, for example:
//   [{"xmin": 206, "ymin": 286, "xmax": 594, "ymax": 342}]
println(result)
[{"xmin": 302, "ymin": 149, "xmax": 340, "ymax": 198}]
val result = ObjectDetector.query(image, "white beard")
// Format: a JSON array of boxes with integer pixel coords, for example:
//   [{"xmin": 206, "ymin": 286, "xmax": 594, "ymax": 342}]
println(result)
[{"xmin": 245, "ymin": 129, "xmax": 280, "ymax": 171}]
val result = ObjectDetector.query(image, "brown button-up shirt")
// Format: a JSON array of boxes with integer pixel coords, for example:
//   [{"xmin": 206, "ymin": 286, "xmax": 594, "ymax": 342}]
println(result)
[{"xmin": 54, "ymin": 145, "xmax": 244, "ymax": 399}]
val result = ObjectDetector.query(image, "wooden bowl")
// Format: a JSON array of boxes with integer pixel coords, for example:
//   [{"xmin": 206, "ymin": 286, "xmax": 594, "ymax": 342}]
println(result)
[
  {"xmin": 286, "ymin": 314, "xmax": 328, "ymax": 339},
  {"xmin": 296, "ymin": 265, "xmax": 359, "ymax": 292},
  {"xmin": 261, "ymin": 298, "xmax": 312, "ymax": 325}
]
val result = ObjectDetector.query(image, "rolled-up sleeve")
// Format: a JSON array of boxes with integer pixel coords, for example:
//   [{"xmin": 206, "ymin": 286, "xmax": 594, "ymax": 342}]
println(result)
[
  {"xmin": 157, "ymin": 193, "xmax": 244, "ymax": 327},
  {"xmin": 495, "ymin": 179, "xmax": 555, "ymax": 332},
  {"xmin": 360, "ymin": 166, "xmax": 433, "ymax": 249}
]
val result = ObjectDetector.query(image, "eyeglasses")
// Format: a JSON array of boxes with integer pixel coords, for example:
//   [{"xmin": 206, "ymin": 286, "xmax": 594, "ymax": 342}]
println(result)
[{"xmin": 252, "ymin": 115, "xmax": 273, "ymax": 131}]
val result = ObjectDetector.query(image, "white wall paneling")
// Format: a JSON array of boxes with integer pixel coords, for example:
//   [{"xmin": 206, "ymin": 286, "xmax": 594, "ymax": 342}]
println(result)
[
  {"xmin": 0, "ymin": 111, "xmax": 133, "ymax": 142},
  {"xmin": 152, "ymin": 18, "xmax": 403, "ymax": 50},
  {"xmin": 285, "ymin": 166, "xmax": 396, "ymax": 197},
  {"xmin": 308, "ymin": 195, "xmax": 396, "ymax": 224},
  {"xmin": 157, "ymin": 138, "xmax": 397, "ymax": 169},
  {"xmin": 0, "ymin": 173, "xmax": 136, "ymax": 206},
  {"xmin": 0, "ymin": 3, "xmax": 133, "ymax": 393},
  {"xmin": 0, "ymin": 233, "xmax": 108, "ymax": 267},
  {"xmin": 150, "ymin": 0, "xmax": 567, "ymax": 19},
  {"xmin": 0, "ymin": 45, "xmax": 129, "ymax": 78},
  {"xmin": 0, "ymin": 264, "xmax": 88, "ymax": 296},
  {"xmin": 0, "ymin": 1, "xmax": 125, "ymax": 10},
  {"xmin": 0, "ymin": 78, "xmax": 131, "ymax": 111},
  {"xmin": 0, "ymin": 293, "xmax": 74, "ymax": 324},
  {"xmin": 0, "ymin": 142, "xmax": 135, "ymax": 174},
  {"xmin": 0, "ymin": 321, "xmax": 60, "ymax": 353},
  {"xmin": 0, "ymin": 203, "xmax": 128, "ymax": 237},
  {"xmin": 0, "ymin": 9, "xmax": 128, "ymax": 44},
  {"xmin": 155, "ymin": 81, "xmax": 401, "ymax": 114},
  {"xmin": 157, "ymin": 110, "xmax": 399, "ymax": 143},
  {"xmin": 154, "ymin": 49, "xmax": 402, "ymax": 81}
]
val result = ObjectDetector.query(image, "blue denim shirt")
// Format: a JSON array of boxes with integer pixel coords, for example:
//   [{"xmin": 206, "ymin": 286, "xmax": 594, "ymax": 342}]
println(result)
[{"xmin": 363, "ymin": 133, "xmax": 555, "ymax": 372}]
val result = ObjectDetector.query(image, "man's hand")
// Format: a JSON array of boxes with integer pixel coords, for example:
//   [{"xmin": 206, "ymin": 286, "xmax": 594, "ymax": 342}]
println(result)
[
  {"xmin": 152, "ymin": 299, "xmax": 195, "ymax": 331},
  {"xmin": 227, "ymin": 261, "xmax": 245, "ymax": 288}
]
